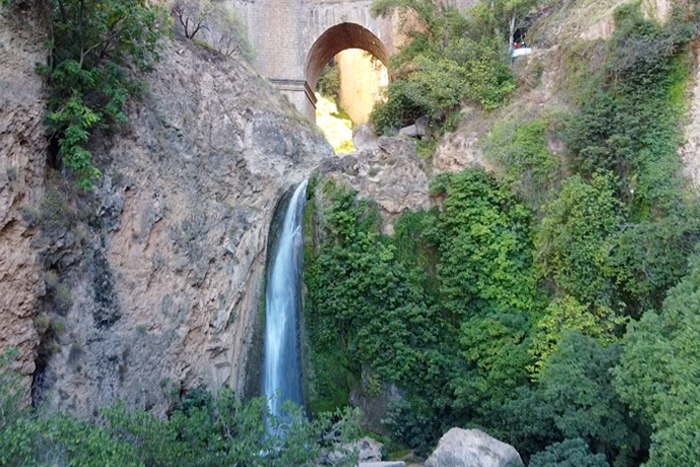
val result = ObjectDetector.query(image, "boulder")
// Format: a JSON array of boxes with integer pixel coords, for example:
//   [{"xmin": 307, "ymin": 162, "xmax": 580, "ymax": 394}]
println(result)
[
  {"xmin": 356, "ymin": 437, "xmax": 386, "ymax": 462},
  {"xmin": 326, "ymin": 436, "xmax": 387, "ymax": 466},
  {"xmin": 359, "ymin": 463, "xmax": 406, "ymax": 467},
  {"xmin": 415, "ymin": 116, "xmax": 429, "ymax": 136},
  {"xmin": 425, "ymin": 428, "xmax": 523, "ymax": 467},
  {"xmin": 399, "ymin": 124, "xmax": 418, "ymax": 137},
  {"xmin": 353, "ymin": 123, "xmax": 380, "ymax": 151}
]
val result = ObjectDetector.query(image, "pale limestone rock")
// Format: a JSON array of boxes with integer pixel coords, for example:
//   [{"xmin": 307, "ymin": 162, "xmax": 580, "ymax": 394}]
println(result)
[
  {"xmin": 356, "ymin": 437, "xmax": 386, "ymax": 462},
  {"xmin": 433, "ymin": 130, "xmax": 493, "ymax": 175},
  {"xmin": 324, "ymin": 136, "xmax": 431, "ymax": 233},
  {"xmin": 682, "ymin": 54, "xmax": 700, "ymax": 192},
  {"xmin": 425, "ymin": 428, "xmax": 523, "ymax": 467},
  {"xmin": 353, "ymin": 123, "xmax": 380, "ymax": 151},
  {"xmin": 360, "ymin": 463, "xmax": 406, "ymax": 467},
  {"xmin": 399, "ymin": 124, "xmax": 418, "ymax": 137}
]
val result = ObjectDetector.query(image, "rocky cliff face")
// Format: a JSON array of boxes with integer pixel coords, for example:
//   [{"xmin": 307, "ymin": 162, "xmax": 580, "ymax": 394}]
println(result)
[
  {"xmin": 0, "ymin": 4, "xmax": 335, "ymax": 415},
  {"xmin": 325, "ymin": 130, "xmax": 431, "ymax": 234},
  {"xmin": 0, "ymin": 2, "xmax": 47, "ymax": 386}
]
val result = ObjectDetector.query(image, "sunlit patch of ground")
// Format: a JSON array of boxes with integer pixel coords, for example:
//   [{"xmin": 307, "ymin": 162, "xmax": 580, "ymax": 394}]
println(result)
[{"xmin": 315, "ymin": 93, "xmax": 356, "ymax": 154}]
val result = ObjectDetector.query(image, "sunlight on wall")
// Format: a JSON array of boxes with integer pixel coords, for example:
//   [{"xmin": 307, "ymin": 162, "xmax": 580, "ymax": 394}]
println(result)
[
  {"xmin": 315, "ymin": 93, "xmax": 356, "ymax": 154},
  {"xmin": 336, "ymin": 49, "xmax": 389, "ymax": 124}
]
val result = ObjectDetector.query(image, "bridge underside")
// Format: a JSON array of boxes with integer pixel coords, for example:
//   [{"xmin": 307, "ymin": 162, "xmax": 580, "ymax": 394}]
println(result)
[{"xmin": 274, "ymin": 22, "xmax": 391, "ymax": 121}]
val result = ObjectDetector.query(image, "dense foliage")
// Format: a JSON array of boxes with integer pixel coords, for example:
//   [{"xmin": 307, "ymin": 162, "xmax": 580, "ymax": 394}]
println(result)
[
  {"xmin": 614, "ymin": 256, "xmax": 700, "ymax": 466},
  {"xmin": 369, "ymin": 0, "xmax": 516, "ymax": 134},
  {"xmin": 37, "ymin": 0, "xmax": 170, "ymax": 188},
  {"xmin": 305, "ymin": 3, "xmax": 700, "ymax": 466},
  {"xmin": 0, "ymin": 352, "xmax": 361, "ymax": 467}
]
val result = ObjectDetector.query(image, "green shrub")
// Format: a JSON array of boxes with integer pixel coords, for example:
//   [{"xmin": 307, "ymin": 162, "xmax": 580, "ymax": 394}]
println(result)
[
  {"xmin": 529, "ymin": 439, "xmax": 609, "ymax": 467},
  {"xmin": 40, "ymin": 0, "xmax": 170, "ymax": 188},
  {"xmin": 614, "ymin": 255, "xmax": 700, "ymax": 466},
  {"xmin": 369, "ymin": 0, "xmax": 516, "ymax": 135},
  {"xmin": 481, "ymin": 119, "xmax": 559, "ymax": 207},
  {"xmin": 317, "ymin": 62, "xmax": 340, "ymax": 100}
]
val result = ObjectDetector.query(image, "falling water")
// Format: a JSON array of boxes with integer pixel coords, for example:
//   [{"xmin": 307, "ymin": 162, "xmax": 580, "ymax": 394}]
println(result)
[{"xmin": 263, "ymin": 180, "xmax": 308, "ymax": 418}]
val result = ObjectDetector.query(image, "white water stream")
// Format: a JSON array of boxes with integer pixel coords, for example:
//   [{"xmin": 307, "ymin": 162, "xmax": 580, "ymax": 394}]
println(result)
[{"xmin": 263, "ymin": 180, "xmax": 308, "ymax": 418}]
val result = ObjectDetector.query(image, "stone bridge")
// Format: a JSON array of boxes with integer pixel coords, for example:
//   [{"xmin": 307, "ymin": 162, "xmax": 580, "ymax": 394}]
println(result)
[{"xmin": 228, "ymin": 0, "xmax": 399, "ymax": 120}]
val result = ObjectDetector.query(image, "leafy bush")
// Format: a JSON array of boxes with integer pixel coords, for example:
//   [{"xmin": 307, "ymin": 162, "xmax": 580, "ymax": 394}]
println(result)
[
  {"xmin": 614, "ymin": 255, "xmax": 700, "ymax": 467},
  {"xmin": 481, "ymin": 119, "xmax": 559, "ymax": 207},
  {"xmin": 40, "ymin": 0, "xmax": 169, "ymax": 188},
  {"xmin": 0, "ymin": 349, "xmax": 362, "ymax": 467},
  {"xmin": 369, "ymin": 0, "xmax": 516, "ymax": 135},
  {"xmin": 317, "ymin": 62, "xmax": 340, "ymax": 100},
  {"xmin": 535, "ymin": 172, "xmax": 623, "ymax": 309},
  {"xmin": 529, "ymin": 439, "xmax": 609, "ymax": 467}
]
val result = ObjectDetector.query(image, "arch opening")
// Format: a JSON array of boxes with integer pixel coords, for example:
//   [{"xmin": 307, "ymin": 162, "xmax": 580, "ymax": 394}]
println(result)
[
  {"xmin": 306, "ymin": 23, "xmax": 390, "ymax": 150},
  {"xmin": 306, "ymin": 22, "xmax": 390, "ymax": 94}
]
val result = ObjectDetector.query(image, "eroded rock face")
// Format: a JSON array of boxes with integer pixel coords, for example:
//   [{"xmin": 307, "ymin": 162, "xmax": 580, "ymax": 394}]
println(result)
[
  {"xmin": 425, "ymin": 428, "xmax": 523, "ymax": 467},
  {"xmin": 31, "ymin": 37, "xmax": 333, "ymax": 417},
  {"xmin": 682, "ymin": 58, "xmax": 700, "ymax": 192},
  {"xmin": 0, "ymin": 3, "xmax": 47, "ymax": 383},
  {"xmin": 322, "ymin": 136, "xmax": 431, "ymax": 234}
]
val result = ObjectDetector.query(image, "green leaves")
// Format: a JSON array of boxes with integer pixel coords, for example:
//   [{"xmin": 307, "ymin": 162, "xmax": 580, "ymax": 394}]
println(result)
[
  {"xmin": 529, "ymin": 438, "xmax": 610, "ymax": 467},
  {"xmin": 614, "ymin": 255, "xmax": 700, "ymax": 466},
  {"xmin": 369, "ymin": 0, "xmax": 515, "ymax": 135},
  {"xmin": 535, "ymin": 172, "xmax": 623, "ymax": 308},
  {"xmin": 0, "ymin": 375, "xmax": 361, "ymax": 467},
  {"xmin": 481, "ymin": 119, "xmax": 559, "ymax": 207},
  {"xmin": 44, "ymin": 0, "xmax": 170, "ymax": 188}
]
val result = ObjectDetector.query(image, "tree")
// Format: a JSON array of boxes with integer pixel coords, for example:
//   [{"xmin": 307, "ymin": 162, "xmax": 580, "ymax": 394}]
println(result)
[
  {"xmin": 534, "ymin": 332, "xmax": 645, "ymax": 466},
  {"xmin": 528, "ymin": 295, "xmax": 625, "ymax": 378},
  {"xmin": 529, "ymin": 439, "xmax": 609, "ymax": 467},
  {"xmin": 41, "ymin": 0, "xmax": 169, "ymax": 188},
  {"xmin": 614, "ymin": 255, "xmax": 700, "ymax": 467},
  {"xmin": 171, "ymin": 0, "xmax": 213, "ymax": 39},
  {"xmin": 428, "ymin": 168, "xmax": 537, "ymax": 319},
  {"xmin": 369, "ymin": 0, "xmax": 515, "ymax": 134},
  {"xmin": 535, "ymin": 172, "xmax": 623, "ymax": 308},
  {"xmin": 210, "ymin": 4, "xmax": 252, "ymax": 59}
]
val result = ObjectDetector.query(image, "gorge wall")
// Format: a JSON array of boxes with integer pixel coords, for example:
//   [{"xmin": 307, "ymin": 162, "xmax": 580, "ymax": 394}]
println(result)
[
  {"xmin": 0, "ymin": 2, "xmax": 47, "ymax": 387},
  {"xmin": 0, "ymin": 1, "xmax": 339, "ymax": 417}
]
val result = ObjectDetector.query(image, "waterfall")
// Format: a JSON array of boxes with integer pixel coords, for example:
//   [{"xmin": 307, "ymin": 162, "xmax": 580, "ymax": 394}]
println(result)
[{"xmin": 263, "ymin": 180, "xmax": 308, "ymax": 418}]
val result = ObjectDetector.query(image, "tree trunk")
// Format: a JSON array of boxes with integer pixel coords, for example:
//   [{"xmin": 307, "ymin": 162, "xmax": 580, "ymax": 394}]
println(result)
[{"xmin": 508, "ymin": 10, "xmax": 516, "ymax": 56}]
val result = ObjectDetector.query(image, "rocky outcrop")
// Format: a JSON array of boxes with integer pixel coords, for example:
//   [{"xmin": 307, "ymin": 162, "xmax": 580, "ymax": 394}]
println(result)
[
  {"xmin": 0, "ymin": 2, "xmax": 47, "ymax": 383},
  {"xmin": 29, "ymin": 35, "xmax": 333, "ymax": 417},
  {"xmin": 324, "ymin": 436, "xmax": 398, "ymax": 467},
  {"xmin": 682, "ymin": 58, "xmax": 700, "ymax": 192},
  {"xmin": 425, "ymin": 428, "xmax": 523, "ymax": 467},
  {"xmin": 322, "ymin": 136, "xmax": 431, "ymax": 233}
]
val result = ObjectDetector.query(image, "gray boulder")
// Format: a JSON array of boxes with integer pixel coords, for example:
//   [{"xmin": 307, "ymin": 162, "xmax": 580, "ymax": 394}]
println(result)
[
  {"xmin": 356, "ymin": 437, "xmax": 386, "ymax": 462},
  {"xmin": 399, "ymin": 124, "xmax": 418, "ymax": 137},
  {"xmin": 353, "ymin": 123, "xmax": 380, "ymax": 150},
  {"xmin": 425, "ymin": 428, "xmax": 523, "ymax": 467},
  {"xmin": 359, "ymin": 463, "xmax": 406, "ymax": 467},
  {"xmin": 415, "ymin": 115, "xmax": 429, "ymax": 136},
  {"xmin": 326, "ymin": 436, "xmax": 388, "ymax": 466}
]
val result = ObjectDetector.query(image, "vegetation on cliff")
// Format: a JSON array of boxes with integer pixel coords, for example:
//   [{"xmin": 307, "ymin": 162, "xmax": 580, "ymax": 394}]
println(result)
[
  {"xmin": 369, "ymin": 0, "xmax": 522, "ymax": 134},
  {"xmin": 0, "ymin": 350, "xmax": 361, "ymax": 467},
  {"xmin": 38, "ymin": 0, "xmax": 170, "ymax": 188},
  {"xmin": 305, "ymin": 1, "xmax": 700, "ymax": 465}
]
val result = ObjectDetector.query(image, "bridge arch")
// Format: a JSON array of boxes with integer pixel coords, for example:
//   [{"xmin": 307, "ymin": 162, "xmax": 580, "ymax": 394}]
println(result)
[{"xmin": 305, "ymin": 22, "xmax": 391, "ymax": 94}]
